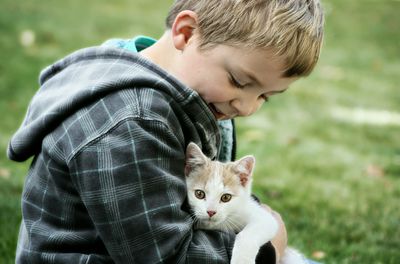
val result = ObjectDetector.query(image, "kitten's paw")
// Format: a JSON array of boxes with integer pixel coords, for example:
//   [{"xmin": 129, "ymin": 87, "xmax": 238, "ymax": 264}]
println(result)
[
  {"xmin": 231, "ymin": 236, "xmax": 258, "ymax": 264},
  {"xmin": 230, "ymin": 255, "xmax": 256, "ymax": 264}
]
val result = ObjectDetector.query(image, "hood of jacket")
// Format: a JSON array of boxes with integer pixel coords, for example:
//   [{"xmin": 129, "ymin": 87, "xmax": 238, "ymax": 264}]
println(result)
[{"xmin": 8, "ymin": 46, "xmax": 219, "ymax": 162}]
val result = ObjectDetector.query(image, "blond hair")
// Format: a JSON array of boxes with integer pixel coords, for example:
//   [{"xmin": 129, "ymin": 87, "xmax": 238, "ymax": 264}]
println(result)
[{"xmin": 166, "ymin": 0, "xmax": 324, "ymax": 77}]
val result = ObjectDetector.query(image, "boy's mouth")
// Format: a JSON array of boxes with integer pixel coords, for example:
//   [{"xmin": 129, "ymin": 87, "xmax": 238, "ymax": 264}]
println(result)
[{"xmin": 209, "ymin": 104, "xmax": 229, "ymax": 120}]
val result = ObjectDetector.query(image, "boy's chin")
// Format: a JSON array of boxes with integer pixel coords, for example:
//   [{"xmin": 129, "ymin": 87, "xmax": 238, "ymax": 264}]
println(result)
[
  {"xmin": 208, "ymin": 104, "xmax": 232, "ymax": 120},
  {"xmin": 217, "ymin": 116, "xmax": 232, "ymax": 121}
]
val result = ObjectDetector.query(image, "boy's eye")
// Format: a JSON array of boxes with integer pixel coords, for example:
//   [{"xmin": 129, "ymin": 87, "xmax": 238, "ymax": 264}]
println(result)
[
  {"xmin": 194, "ymin": 190, "xmax": 206, "ymax": 199},
  {"xmin": 220, "ymin": 194, "xmax": 232, "ymax": 203},
  {"xmin": 229, "ymin": 74, "xmax": 246, "ymax": 89}
]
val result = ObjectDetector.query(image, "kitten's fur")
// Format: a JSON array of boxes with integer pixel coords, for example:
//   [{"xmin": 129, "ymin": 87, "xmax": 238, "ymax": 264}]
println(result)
[{"xmin": 185, "ymin": 142, "xmax": 307, "ymax": 264}]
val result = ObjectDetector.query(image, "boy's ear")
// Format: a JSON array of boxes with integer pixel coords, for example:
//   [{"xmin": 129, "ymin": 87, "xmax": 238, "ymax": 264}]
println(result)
[
  {"xmin": 185, "ymin": 142, "xmax": 207, "ymax": 176},
  {"xmin": 171, "ymin": 10, "xmax": 199, "ymax": 51},
  {"xmin": 234, "ymin": 156, "xmax": 255, "ymax": 187}
]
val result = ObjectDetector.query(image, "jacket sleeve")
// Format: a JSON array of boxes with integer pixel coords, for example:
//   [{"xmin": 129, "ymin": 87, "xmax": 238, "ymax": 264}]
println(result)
[{"xmin": 69, "ymin": 117, "xmax": 235, "ymax": 263}]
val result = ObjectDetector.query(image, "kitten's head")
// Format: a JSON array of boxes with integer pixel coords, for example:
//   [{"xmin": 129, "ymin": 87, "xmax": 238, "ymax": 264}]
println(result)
[{"xmin": 185, "ymin": 142, "xmax": 255, "ymax": 228}]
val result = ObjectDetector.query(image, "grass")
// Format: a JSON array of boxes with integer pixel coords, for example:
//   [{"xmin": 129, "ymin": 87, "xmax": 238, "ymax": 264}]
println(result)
[{"xmin": 0, "ymin": 0, "xmax": 399, "ymax": 263}]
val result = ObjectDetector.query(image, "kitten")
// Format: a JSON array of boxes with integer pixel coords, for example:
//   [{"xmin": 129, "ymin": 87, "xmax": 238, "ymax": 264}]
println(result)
[{"xmin": 185, "ymin": 142, "xmax": 307, "ymax": 264}]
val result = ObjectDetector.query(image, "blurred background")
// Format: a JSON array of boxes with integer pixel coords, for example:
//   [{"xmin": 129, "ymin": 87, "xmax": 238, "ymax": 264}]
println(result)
[{"xmin": 0, "ymin": 0, "xmax": 399, "ymax": 263}]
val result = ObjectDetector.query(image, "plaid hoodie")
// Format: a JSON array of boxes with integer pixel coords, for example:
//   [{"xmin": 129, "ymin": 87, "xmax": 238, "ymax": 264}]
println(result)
[
  {"xmin": 8, "ymin": 47, "xmax": 238, "ymax": 263},
  {"xmin": 9, "ymin": 45, "xmax": 274, "ymax": 263}
]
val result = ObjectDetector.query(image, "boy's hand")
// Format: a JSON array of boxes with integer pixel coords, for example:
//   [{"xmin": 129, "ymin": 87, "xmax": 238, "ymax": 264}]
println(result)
[{"xmin": 260, "ymin": 204, "xmax": 288, "ymax": 262}]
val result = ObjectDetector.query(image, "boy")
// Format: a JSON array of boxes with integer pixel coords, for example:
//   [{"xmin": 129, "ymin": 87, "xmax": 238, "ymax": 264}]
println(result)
[{"xmin": 9, "ymin": 0, "xmax": 324, "ymax": 263}]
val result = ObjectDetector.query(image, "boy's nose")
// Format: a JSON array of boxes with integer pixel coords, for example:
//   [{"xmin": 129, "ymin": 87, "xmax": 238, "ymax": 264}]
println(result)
[{"xmin": 232, "ymin": 98, "xmax": 262, "ymax": 117}]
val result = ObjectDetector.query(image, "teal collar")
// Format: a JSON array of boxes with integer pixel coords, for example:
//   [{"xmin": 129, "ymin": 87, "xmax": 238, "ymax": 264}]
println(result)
[{"xmin": 102, "ymin": 35, "xmax": 156, "ymax": 52}]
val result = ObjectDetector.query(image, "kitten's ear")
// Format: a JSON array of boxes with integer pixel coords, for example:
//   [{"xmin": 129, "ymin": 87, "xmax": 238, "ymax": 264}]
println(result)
[
  {"xmin": 185, "ymin": 142, "xmax": 208, "ymax": 176},
  {"xmin": 234, "ymin": 155, "xmax": 255, "ymax": 187}
]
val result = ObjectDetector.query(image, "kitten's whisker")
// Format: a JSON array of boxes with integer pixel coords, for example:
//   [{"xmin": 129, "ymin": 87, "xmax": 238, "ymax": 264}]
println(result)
[{"xmin": 223, "ymin": 216, "xmax": 243, "ymax": 233}]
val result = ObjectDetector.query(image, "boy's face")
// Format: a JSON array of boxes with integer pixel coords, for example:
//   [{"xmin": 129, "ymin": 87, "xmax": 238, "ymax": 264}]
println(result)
[{"xmin": 172, "ymin": 37, "xmax": 297, "ymax": 120}]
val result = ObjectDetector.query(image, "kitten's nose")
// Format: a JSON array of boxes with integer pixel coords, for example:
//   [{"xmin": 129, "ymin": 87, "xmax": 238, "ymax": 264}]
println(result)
[{"xmin": 207, "ymin": 210, "xmax": 216, "ymax": 217}]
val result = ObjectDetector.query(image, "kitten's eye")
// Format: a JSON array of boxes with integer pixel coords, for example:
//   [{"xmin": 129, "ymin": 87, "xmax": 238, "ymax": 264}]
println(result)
[
  {"xmin": 220, "ymin": 194, "xmax": 232, "ymax": 203},
  {"xmin": 194, "ymin": 190, "xmax": 206, "ymax": 199}
]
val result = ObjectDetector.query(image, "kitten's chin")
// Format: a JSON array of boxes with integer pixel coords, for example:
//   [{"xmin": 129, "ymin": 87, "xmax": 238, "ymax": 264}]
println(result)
[{"xmin": 197, "ymin": 217, "xmax": 225, "ymax": 230}]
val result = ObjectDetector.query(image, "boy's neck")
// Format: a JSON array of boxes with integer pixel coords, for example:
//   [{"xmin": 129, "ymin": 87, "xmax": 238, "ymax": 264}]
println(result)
[{"xmin": 139, "ymin": 31, "xmax": 177, "ymax": 73}]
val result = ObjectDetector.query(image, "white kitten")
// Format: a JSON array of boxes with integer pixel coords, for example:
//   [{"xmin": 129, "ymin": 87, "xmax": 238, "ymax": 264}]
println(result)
[{"xmin": 185, "ymin": 142, "xmax": 308, "ymax": 264}]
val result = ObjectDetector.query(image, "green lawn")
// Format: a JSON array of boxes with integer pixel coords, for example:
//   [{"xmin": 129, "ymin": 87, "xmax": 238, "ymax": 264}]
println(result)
[{"xmin": 1, "ymin": 0, "xmax": 399, "ymax": 263}]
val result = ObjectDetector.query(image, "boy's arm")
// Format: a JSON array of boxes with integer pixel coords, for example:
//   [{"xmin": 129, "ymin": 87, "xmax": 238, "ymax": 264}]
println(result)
[
  {"xmin": 69, "ymin": 117, "xmax": 234, "ymax": 263},
  {"xmin": 260, "ymin": 204, "xmax": 288, "ymax": 263}
]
